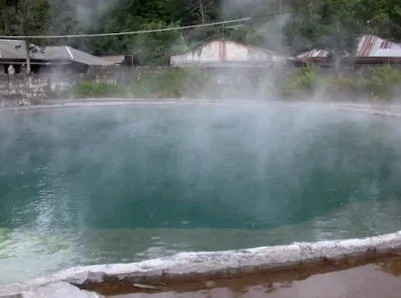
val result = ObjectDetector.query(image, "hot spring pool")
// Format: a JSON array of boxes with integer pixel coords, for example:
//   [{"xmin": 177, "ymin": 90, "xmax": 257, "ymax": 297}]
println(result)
[{"xmin": 1, "ymin": 103, "xmax": 401, "ymax": 284}]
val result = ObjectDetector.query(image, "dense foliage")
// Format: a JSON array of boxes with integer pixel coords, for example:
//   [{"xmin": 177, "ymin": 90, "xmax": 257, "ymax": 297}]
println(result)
[
  {"xmin": 1, "ymin": 0, "xmax": 401, "ymax": 63},
  {"xmin": 63, "ymin": 65, "xmax": 401, "ymax": 101},
  {"xmin": 279, "ymin": 64, "xmax": 401, "ymax": 99},
  {"xmin": 285, "ymin": 0, "xmax": 401, "ymax": 57}
]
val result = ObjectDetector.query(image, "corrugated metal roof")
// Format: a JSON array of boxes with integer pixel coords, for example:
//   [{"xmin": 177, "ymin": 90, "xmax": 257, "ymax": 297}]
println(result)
[
  {"xmin": 356, "ymin": 35, "xmax": 401, "ymax": 57},
  {"xmin": 296, "ymin": 49, "xmax": 329, "ymax": 61},
  {"xmin": 0, "ymin": 39, "xmax": 45, "ymax": 60},
  {"xmin": 45, "ymin": 46, "xmax": 114, "ymax": 66},
  {"xmin": 170, "ymin": 40, "xmax": 290, "ymax": 66},
  {"xmin": 296, "ymin": 35, "xmax": 401, "ymax": 61},
  {"xmin": 0, "ymin": 40, "xmax": 112, "ymax": 66}
]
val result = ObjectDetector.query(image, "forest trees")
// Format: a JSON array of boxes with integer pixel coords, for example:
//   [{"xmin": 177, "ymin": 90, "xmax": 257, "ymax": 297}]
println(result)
[
  {"xmin": 349, "ymin": 0, "xmax": 401, "ymax": 40},
  {"xmin": 1, "ymin": 0, "xmax": 48, "ymax": 73},
  {"xmin": 285, "ymin": 0, "xmax": 361, "ymax": 59},
  {"xmin": 0, "ymin": 0, "xmax": 400, "ymax": 64},
  {"xmin": 285, "ymin": 0, "xmax": 401, "ymax": 59}
]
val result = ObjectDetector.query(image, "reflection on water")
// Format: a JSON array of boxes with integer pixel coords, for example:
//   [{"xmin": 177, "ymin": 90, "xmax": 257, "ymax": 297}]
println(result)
[{"xmin": 1, "ymin": 105, "xmax": 401, "ymax": 284}]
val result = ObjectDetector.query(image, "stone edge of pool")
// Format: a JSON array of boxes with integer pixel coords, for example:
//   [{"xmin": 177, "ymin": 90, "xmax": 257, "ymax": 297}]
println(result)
[
  {"xmin": 1, "ymin": 99, "xmax": 401, "ymax": 115},
  {"xmin": 1, "ymin": 231, "xmax": 401, "ymax": 297}
]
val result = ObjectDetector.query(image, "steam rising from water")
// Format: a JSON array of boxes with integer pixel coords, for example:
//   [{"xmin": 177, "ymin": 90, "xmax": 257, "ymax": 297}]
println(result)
[
  {"xmin": 221, "ymin": 0, "xmax": 290, "ymax": 53},
  {"xmin": 48, "ymin": 0, "xmax": 114, "ymax": 31},
  {"xmin": 1, "ymin": 103, "xmax": 401, "ymax": 285}
]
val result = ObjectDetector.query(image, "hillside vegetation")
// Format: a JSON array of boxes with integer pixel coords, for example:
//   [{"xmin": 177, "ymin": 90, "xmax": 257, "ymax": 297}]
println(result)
[{"xmin": 1, "ymin": 0, "xmax": 401, "ymax": 64}]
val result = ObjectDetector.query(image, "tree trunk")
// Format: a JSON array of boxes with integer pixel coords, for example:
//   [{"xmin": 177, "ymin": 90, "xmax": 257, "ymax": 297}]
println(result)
[{"xmin": 199, "ymin": 0, "xmax": 205, "ymax": 24}]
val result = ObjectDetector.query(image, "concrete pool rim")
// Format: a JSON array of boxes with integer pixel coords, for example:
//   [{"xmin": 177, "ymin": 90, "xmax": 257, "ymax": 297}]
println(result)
[
  {"xmin": 1, "ymin": 231, "xmax": 401, "ymax": 297},
  {"xmin": 1, "ymin": 98, "xmax": 401, "ymax": 116}
]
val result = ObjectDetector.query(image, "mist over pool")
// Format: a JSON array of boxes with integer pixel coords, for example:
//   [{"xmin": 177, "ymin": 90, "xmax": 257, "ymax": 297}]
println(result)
[{"xmin": 1, "ymin": 103, "xmax": 401, "ymax": 284}]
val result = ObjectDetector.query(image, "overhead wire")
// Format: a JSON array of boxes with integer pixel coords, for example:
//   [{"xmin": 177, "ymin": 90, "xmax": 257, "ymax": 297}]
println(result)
[
  {"xmin": 0, "ymin": 8, "xmax": 295, "ymax": 40},
  {"xmin": 0, "ymin": 17, "xmax": 252, "ymax": 39}
]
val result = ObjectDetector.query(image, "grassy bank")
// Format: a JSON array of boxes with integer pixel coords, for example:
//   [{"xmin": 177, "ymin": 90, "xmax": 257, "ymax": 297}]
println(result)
[
  {"xmin": 64, "ymin": 68, "xmax": 269, "ymax": 100},
  {"xmin": 64, "ymin": 66, "xmax": 401, "ymax": 101},
  {"xmin": 65, "ymin": 68, "xmax": 208, "ymax": 99},
  {"xmin": 279, "ymin": 65, "xmax": 401, "ymax": 101}
]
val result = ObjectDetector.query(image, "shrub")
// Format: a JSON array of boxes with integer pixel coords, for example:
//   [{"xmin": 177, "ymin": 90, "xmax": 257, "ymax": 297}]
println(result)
[
  {"xmin": 359, "ymin": 65, "xmax": 401, "ymax": 99},
  {"xmin": 279, "ymin": 64, "xmax": 401, "ymax": 101},
  {"xmin": 279, "ymin": 65, "xmax": 320, "ymax": 97},
  {"xmin": 130, "ymin": 72, "xmax": 160, "ymax": 98},
  {"xmin": 129, "ymin": 68, "xmax": 206, "ymax": 98},
  {"xmin": 326, "ymin": 74, "xmax": 368, "ymax": 100},
  {"xmin": 61, "ymin": 65, "xmax": 401, "ymax": 101},
  {"xmin": 72, "ymin": 81, "xmax": 126, "ymax": 98}
]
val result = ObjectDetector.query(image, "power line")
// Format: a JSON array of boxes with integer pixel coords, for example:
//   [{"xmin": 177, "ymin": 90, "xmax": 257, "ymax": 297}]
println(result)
[
  {"xmin": 0, "ymin": 8, "xmax": 295, "ymax": 40},
  {"xmin": 0, "ymin": 17, "xmax": 252, "ymax": 39}
]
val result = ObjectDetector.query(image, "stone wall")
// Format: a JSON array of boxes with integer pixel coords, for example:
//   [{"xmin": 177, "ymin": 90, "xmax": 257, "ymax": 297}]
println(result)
[
  {"xmin": 0, "ymin": 66, "xmax": 171, "ymax": 107},
  {"xmin": 0, "ymin": 66, "xmax": 280, "ymax": 107}
]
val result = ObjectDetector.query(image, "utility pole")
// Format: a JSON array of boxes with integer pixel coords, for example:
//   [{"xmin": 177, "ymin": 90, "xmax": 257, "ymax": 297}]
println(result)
[
  {"xmin": 1, "ymin": 0, "xmax": 9, "ymax": 34},
  {"xmin": 25, "ymin": 40, "xmax": 31, "ymax": 74},
  {"xmin": 278, "ymin": 0, "xmax": 282, "ymax": 52},
  {"xmin": 221, "ymin": 24, "xmax": 226, "ymax": 62}
]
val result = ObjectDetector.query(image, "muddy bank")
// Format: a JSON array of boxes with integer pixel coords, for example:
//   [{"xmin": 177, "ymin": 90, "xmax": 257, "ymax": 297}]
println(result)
[
  {"xmin": 7, "ymin": 252, "xmax": 401, "ymax": 297},
  {"xmin": 106, "ymin": 255, "xmax": 401, "ymax": 298},
  {"xmin": 90, "ymin": 253, "xmax": 401, "ymax": 296}
]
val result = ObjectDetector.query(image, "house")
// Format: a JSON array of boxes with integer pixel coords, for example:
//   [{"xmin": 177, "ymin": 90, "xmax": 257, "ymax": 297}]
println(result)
[
  {"xmin": 170, "ymin": 40, "xmax": 291, "ymax": 68},
  {"xmin": 354, "ymin": 35, "xmax": 401, "ymax": 67},
  {"xmin": 97, "ymin": 54, "xmax": 139, "ymax": 67},
  {"xmin": 295, "ymin": 35, "xmax": 401, "ymax": 68},
  {"xmin": 43, "ymin": 46, "xmax": 114, "ymax": 73},
  {"xmin": 0, "ymin": 39, "xmax": 48, "ymax": 73},
  {"xmin": 0, "ymin": 39, "xmax": 113, "ymax": 74}
]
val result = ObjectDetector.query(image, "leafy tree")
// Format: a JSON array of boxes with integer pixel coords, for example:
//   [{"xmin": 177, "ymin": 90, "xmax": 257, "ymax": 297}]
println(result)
[
  {"xmin": 6, "ymin": 0, "xmax": 48, "ymax": 73},
  {"xmin": 45, "ymin": 0, "xmax": 81, "ymax": 45},
  {"xmin": 0, "ymin": 0, "xmax": 400, "ymax": 65},
  {"xmin": 285, "ymin": 0, "xmax": 360, "ymax": 59},
  {"xmin": 129, "ymin": 21, "xmax": 187, "ymax": 64},
  {"xmin": 349, "ymin": 0, "xmax": 401, "ymax": 41},
  {"xmin": 285, "ymin": 0, "xmax": 401, "ymax": 62}
]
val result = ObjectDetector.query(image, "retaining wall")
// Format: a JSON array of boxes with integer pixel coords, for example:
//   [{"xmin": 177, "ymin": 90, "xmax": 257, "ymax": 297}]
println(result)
[
  {"xmin": 0, "ymin": 67, "xmax": 169, "ymax": 106},
  {"xmin": 0, "ymin": 66, "xmax": 279, "ymax": 107}
]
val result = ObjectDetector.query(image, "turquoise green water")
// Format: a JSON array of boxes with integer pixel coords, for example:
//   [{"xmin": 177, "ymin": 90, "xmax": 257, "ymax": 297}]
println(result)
[{"xmin": 1, "ymin": 104, "xmax": 401, "ymax": 284}]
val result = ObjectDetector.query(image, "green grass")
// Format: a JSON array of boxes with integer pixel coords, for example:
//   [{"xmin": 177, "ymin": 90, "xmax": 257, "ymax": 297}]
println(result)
[
  {"xmin": 72, "ymin": 81, "xmax": 126, "ymax": 98},
  {"xmin": 61, "ymin": 65, "xmax": 401, "ymax": 101},
  {"xmin": 128, "ymin": 68, "xmax": 206, "ymax": 98},
  {"xmin": 278, "ymin": 64, "xmax": 401, "ymax": 101}
]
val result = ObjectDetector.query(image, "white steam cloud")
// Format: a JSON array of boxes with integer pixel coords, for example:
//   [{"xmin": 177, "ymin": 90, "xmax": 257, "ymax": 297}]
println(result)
[{"xmin": 48, "ymin": 0, "xmax": 116, "ymax": 32}]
